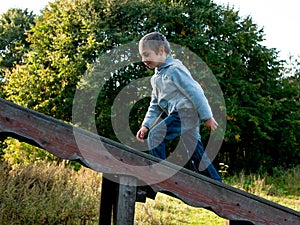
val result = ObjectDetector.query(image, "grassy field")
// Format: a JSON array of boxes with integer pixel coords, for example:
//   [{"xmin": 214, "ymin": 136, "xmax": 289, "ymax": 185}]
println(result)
[{"xmin": 0, "ymin": 161, "xmax": 299, "ymax": 224}]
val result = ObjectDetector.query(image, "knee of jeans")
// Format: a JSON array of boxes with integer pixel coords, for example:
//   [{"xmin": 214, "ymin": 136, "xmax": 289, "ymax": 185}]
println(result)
[
  {"xmin": 148, "ymin": 126, "xmax": 165, "ymax": 139},
  {"xmin": 147, "ymin": 130, "xmax": 154, "ymax": 145},
  {"xmin": 147, "ymin": 130, "xmax": 163, "ymax": 148},
  {"xmin": 147, "ymin": 130, "xmax": 157, "ymax": 143}
]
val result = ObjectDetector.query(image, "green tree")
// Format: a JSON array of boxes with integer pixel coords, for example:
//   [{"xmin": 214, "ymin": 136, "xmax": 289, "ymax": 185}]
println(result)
[
  {"xmin": 269, "ymin": 56, "xmax": 300, "ymax": 169},
  {"xmin": 0, "ymin": 8, "xmax": 35, "ymax": 98},
  {"xmin": 4, "ymin": 1, "xmax": 108, "ymax": 118},
  {"xmin": 3, "ymin": 0, "xmax": 299, "ymax": 172}
]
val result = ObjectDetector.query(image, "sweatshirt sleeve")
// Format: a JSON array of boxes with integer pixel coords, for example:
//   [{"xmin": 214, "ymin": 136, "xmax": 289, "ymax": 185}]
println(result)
[{"xmin": 142, "ymin": 88, "xmax": 163, "ymax": 129}]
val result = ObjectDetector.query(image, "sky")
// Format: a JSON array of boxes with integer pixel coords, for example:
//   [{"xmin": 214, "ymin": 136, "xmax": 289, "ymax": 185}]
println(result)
[
  {"xmin": 214, "ymin": 0, "xmax": 300, "ymax": 61},
  {"xmin": 0, "ymin": 0, "xmax": 299, "ymax": 61}
]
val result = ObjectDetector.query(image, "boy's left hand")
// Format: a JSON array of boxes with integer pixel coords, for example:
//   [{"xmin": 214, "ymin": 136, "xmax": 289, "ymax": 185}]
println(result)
[{"xmin": 204, "ymin": 117, "xmax": 219, "ymax": 131}]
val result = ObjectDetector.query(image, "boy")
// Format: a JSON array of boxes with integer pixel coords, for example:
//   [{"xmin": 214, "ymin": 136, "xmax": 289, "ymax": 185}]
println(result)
[{"xmin": 136, "ymin": 32, "xmax": 222, "ymax": 182}]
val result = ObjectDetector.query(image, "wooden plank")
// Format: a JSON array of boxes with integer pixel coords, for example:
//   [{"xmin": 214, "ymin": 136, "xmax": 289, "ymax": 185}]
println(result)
[{"xmin": 0, "ymin": 98, "xmax": 299, "ymax": 225}]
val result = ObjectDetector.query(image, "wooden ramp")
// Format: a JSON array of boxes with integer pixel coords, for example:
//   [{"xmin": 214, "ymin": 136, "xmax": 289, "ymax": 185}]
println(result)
[{"xmin": 0, "ymin": 98, "xmax": 299, "ymax": 225}]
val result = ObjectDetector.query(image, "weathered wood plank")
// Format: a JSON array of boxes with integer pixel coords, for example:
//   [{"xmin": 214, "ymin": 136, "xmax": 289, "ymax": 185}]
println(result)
[{"xmin": 1, "ymin": 98, "xmax": 299, "ymax": 225}]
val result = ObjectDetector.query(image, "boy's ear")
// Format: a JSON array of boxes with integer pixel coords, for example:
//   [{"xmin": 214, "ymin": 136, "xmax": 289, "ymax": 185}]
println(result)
[{"xmin": 158, "ymin": 46, "xmax": 165, "ymax": 55}]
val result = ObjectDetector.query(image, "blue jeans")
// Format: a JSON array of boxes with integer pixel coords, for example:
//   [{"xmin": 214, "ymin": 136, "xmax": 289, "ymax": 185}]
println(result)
[{"xmin": 147, "ymin": 110, "xmax": 222, "ymax": 182}]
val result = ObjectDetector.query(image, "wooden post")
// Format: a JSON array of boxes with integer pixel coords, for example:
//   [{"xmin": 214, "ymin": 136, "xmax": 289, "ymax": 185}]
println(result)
[
  {"xmin": 115, "ymin": 176, "xmax": 137, "ymax": 225},
  {"xmin": 99, "ymin": 176, "xmax": 118, "ymax": 225},
  {"xmin": 99, "ymin": 175, "xmax": 137, "ymax": 225}
]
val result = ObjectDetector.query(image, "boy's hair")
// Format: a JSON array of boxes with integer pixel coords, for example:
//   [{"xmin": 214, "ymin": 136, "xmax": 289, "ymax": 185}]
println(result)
[{"xmin": 139, "ymin": 32, "xmax": 171, "ymax": 54}]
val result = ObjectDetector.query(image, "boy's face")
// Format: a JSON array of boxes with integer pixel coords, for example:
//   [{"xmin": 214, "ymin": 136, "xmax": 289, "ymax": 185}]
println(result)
[{"xmin": 139, "ymin": 44, "xmax": 166, "ymax": 69}]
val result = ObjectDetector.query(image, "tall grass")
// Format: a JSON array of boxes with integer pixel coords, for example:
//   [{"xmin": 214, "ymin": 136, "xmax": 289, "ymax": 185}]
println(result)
[
  {"xmin": 224, "ymin": 166, "xmax": 300, "ymax": 212},
  {"xmin": 0, "ymin": 161, "xmax": 299, "ymax": 224},
  {"xmin": 0, "ymin": 161, "xmax": 102, "ymax": 225}
]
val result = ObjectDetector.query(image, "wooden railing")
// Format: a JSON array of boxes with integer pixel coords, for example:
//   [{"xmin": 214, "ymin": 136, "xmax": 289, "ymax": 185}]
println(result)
[{"xmin": 0, "ymin": 98, "xmax": 299, "ymax": 225}]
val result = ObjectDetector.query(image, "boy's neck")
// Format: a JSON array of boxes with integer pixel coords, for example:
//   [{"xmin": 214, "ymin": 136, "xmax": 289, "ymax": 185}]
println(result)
[{"xmin": 157, "ymin": 55, "xmax": 172, "ymax": 69}]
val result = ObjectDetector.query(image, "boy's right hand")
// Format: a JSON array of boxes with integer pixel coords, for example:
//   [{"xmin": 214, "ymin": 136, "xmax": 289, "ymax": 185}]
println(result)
[{"xmin": 136, "ymin": 126, "xmax": 149, "ymax": 142}]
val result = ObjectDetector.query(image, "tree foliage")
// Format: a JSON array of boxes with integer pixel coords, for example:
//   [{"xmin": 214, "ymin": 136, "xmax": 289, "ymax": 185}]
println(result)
[
  {"xmin": 0, "ymin": 8, "xmax": 35, "ymax": 98},
  {"xmin": 2, "ymin": 0, "xmax": 299, "ymax": 173},
  {"xmin": 0, "ymin": 8, "xmax": 35, "ymax": 71}
]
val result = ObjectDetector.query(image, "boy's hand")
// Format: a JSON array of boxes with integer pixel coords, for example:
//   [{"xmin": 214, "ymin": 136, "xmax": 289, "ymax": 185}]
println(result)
[
  {"xmin": 204, "ymin": 118, "xmax": 219, "ymax": 131},
  {"xmin": 136, "ymin": 126, "xmax": 149, "ymax": 142}
]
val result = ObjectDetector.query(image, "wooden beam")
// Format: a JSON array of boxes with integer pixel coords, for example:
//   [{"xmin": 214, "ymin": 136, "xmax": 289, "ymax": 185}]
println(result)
[{"xmin": 1, "ymin": 98, "xmax": 299, "ymax": 225}]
